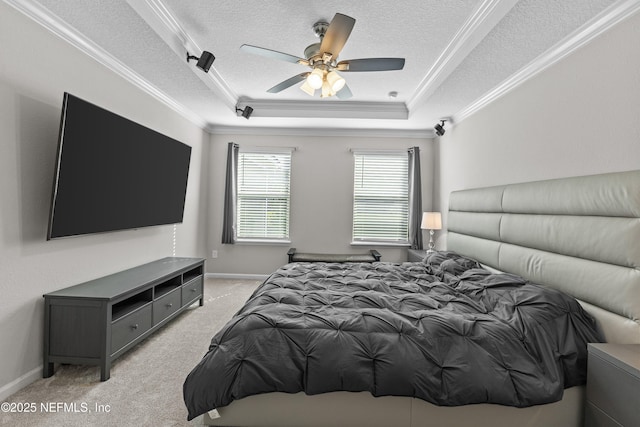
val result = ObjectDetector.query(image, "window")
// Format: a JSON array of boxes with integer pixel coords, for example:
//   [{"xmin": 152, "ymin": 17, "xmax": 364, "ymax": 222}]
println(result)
[
  {"xmin": 236, "ymin": 149, "xmax": 292, "ymax": 241},
  {"xmin": 352, "ymin": 151, "xmax": 409, "ymax": 244}
]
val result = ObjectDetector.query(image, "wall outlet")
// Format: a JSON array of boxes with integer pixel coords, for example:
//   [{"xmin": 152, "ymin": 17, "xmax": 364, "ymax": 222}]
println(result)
[{"xmin": 211, "ymin": 250, "xmax": 218, "ymax": 259}]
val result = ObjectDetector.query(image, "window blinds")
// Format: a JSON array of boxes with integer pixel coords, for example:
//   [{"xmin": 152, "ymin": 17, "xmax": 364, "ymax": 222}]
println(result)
[
  {"xmin": 352, "ymin": 151, "xmax": 409, "ymax": 243},
  {"xmin": 237, "ymin": 150, "xmax": 291, "ymax": 240}
]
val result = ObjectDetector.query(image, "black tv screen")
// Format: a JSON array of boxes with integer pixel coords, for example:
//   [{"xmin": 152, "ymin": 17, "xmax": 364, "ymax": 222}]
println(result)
[{"xmin": 47, "ymin": 93, "xmax": 192, "ymax": 239}]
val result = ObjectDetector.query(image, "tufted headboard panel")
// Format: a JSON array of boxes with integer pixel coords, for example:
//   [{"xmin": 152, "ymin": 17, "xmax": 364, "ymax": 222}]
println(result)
[{"xmin": 447, "ymin": 170, "xmax": 640, "ymax": 344}]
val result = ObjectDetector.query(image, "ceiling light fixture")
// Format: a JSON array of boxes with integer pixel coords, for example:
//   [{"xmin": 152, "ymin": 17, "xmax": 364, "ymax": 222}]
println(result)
[
  {"xmin": 326, "ymin": 70, "xmax": 346, "ymax": 92},
  {"xmin": 321, "ymin": 79, "xmax": 335, "ymax": 98},
  {"xmin": 241, "ymin": 13, "xmax": 405, "ymax": 100},
  {"xmin": 299, "ymin": 80, "xmax": 316, "ymax": 96},
  {"xmin": 186, "ymin": 50, "xmax": 215, "ymax": 73},
  {"xmin": 300, "ymin": 68, "xmax": 346, "ymax": 98},
  {"xmin": 434, "ymin": 119, "xmax": 447, "ymax": 136},
  {"xmin": 307, "ymin": 68, "xmax": 324, "ymax": 89}
]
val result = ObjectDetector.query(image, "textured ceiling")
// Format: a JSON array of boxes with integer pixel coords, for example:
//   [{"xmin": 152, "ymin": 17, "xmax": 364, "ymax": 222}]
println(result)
[{"xmin": 21, "ymin": 0, "xmax": 625, "ymax": 135}]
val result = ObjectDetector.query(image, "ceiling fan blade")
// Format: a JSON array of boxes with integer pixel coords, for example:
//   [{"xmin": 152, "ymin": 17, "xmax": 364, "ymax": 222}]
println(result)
[
  {"xmin": 267, "ymin": 73, "xmax": 310, "ymax": 93},
  {"xmin": 240, "ymin": 44, "xmax": 309, "ymax": 65},
  {"xmin": 336, "ymin": 84, "xmax": 353, "ymax": 99},
  {"xmin": 337, "ymin": 58, "xmax": 406, "ymax": 72},
  {"xmin": 320, "ymin": 13, "xmax": 355, "ymax": 58}
]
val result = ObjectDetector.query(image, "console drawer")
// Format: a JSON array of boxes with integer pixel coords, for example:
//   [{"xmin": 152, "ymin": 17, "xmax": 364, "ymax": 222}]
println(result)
[
  {"xmin": 153, "ymin": 287, "xmax": 181, "ymax": 325},
  {"xmin": 111, "ymin": 304, "xmax": 152, "ymax": 354},
  {"xmin": 182, "ymin": 276, "xmax": 203, "ymax": 306}
]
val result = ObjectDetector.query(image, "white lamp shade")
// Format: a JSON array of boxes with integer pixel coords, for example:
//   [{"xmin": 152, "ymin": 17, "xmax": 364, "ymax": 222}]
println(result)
[
  {"xmin": 320, "ymin": 80, "xmax": 336, "ymax": 98},
  {"xmin": 326, "ymin": 71, "xmax": 346, "ymax": 92},
  {"xmin": 421, "ymin": 212, "xmax": 442, "ymax": 230},
  {"xmin": 300, "ymin": 80, "xmax": 316, "ymax": 96},
  {"xmin": 307, "ymin": 68, "xmax": 324, "ymax": 89}
]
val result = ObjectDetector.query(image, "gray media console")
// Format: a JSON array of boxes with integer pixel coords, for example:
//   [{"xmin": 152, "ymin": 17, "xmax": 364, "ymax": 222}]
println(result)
[{"xmin": 43, "ymin": 257, "xmax": 205, "ymax": 381}]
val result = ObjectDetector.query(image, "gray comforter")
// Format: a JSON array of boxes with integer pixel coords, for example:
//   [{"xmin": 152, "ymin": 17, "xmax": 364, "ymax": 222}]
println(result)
[{"xmin": 183, "ymin": 252, "xmax": 602, "ymax": 420}]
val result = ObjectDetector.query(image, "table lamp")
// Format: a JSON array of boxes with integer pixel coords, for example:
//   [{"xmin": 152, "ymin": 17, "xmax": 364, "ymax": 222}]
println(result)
[{"xmin": 421, "ymin": 212, "xmax": 442, "ymax": 254}]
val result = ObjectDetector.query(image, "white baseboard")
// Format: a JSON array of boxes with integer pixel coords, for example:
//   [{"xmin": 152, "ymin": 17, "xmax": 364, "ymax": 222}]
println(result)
[
  {"xmin": 205, "ymin": 272, "xmax": 269, "ymax": 281},
  {"xmin": 0, "ymin": 365, "xmax": 42, "ymax": 401}
]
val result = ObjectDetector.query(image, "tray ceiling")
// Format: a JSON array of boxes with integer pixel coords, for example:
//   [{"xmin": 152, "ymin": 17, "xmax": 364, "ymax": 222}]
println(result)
[{"xmin": 9, "ymin": 0, "xmax": 637, "ymax": 136}]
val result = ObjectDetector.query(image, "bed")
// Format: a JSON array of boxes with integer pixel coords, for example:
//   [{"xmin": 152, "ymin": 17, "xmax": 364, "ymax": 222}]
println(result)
[{"xmin": 184, "ymin": 169, "xmax": 640, "ymax": 427}]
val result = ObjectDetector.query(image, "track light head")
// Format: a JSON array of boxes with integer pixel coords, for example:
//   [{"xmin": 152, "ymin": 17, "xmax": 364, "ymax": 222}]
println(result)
[
  {"xmin": 242, "ymin": 106, "xmax": 253, "ymax": 119},
  {"xmin": 186, "ymin": 50, "xmax": 215, "ymax": 73},
  {"xmin": 434, "ymin": 119, "xmax": 447, "ymax": 136},
  {"xmin": 236, "ymin": 106, "xmax": 254, "ymax": 120}
]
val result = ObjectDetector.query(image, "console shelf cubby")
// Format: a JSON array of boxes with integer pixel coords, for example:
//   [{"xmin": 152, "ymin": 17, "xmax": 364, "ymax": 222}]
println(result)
[
  {"xmin": 43, "ymin": 257, "xmax": 205, "ymax": 381},
  {"xmin": 111, "ymin": 289, "xmax": 153, "ymax": 321}
]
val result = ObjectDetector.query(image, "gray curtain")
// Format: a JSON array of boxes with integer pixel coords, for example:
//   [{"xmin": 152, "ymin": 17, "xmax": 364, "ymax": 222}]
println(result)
[
  {"xmin": 221, "ymin": 142, "xmax": 239, "ymax": 244},
  {"xmin": 408, "ymin": 146, "xmax": 423, "ymax": 250}
]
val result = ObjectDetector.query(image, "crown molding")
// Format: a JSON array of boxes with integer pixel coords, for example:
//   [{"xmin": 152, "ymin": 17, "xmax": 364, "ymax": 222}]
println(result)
[
  {"xmin": 5, "ymin": 0, "xmax": 209, "ymax": 129},
  {"xmin": 406, "ymin": 0, "xmax": 518, "ymax": 111},
  {"xmin": 125, "ymin": 0, "xmax": 237, "ymax": 109},
  {"xmin": 235, "ymin": 99, "xmax": 409, "ymax": 120},
  {"xmin": 454, "ymin": 0, "xmax": 640, "ymax": 124},
  {"xmin": 208, "ymin": 125, "xmax": 434, "ymax": 139}
]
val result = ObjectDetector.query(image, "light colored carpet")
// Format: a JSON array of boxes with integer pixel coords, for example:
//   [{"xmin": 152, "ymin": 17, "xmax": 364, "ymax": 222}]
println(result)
[{"xmin": 0, "ymin": 278, "xmax": 261, "ymax": 427}]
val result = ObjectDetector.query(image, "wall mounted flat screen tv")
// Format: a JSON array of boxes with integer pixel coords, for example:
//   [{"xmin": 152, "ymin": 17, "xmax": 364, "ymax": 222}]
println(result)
[{"xmin": 47, "ymin": 93, "xmax": 192, "ymax": 239}]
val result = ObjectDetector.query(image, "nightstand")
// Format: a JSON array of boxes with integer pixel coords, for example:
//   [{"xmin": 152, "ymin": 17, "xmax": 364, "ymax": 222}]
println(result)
[
  {"xmin": 585, "ymin": 343, "xmax": 640, "ymax": 427},
  {"xmin": 407, "ymin": 249, "xmax": 428, "ymax": 262}
]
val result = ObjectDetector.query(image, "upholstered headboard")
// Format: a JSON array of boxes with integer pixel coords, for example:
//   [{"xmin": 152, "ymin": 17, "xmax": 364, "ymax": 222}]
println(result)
[{"xmin": 447, "ymin": 170, "xmax": 640, "ymax": 344}]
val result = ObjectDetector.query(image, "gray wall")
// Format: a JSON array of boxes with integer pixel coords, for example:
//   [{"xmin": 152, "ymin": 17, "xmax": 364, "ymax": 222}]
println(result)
[
  {"xmin": 3, "ymin": 0, "xmax": 638, "ymax": 401},
  {"xmin": 436, "ymin": 9, "xmax": 640, "ymax": 249},
  {"xmin": 207, "ymin": 133, "xmax": 434, "ymax": 275},
  {"xmin": 0, "ymin": 2, "xmax": 208, "ymax": 398}
]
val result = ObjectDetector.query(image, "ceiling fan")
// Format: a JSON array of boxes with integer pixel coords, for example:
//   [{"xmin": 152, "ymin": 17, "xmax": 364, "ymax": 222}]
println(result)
[{"xmin": 240, "ymin": 13, "xmax": 405, "ymax": 99}]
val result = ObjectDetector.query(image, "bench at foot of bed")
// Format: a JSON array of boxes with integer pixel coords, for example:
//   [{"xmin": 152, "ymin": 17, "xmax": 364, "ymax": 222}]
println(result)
[{"xmin": 287, "ymin": 248, "xmax": 381, "ymax": 263}]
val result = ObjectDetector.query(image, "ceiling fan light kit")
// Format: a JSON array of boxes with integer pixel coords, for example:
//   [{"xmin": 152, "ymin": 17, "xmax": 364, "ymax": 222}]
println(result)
[
  {"xmin": 321, "ymin": 80, "xmax": 335, "ymax": 98},
  {"xmin": 307, "ymin": 68, "xmax": 324, "ymax": 89},
  {"xmin": 327, "ymin": 70, "xmax": 346, "ymax": 92},
  {"xmin": 300, "ymin": 80, "xmax": 316, "ymax": 96},
  {"xmin": 240, "ymin": 13, "xmax": 405, "ymax": 99}
]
